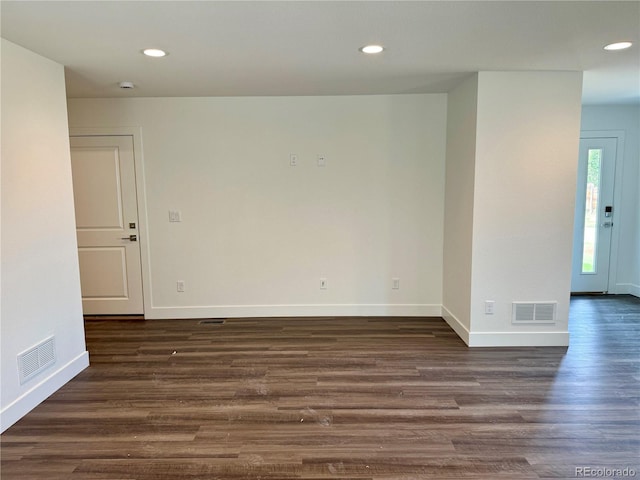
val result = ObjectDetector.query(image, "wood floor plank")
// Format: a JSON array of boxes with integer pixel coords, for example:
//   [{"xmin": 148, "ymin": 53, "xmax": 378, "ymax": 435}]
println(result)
[{"xmin": 2, "ymin": 295, "xmax": 639, "ymax": 479}]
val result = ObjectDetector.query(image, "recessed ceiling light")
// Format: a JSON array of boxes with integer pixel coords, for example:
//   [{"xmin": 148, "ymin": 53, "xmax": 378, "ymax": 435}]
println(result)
[
  {"xmin": 143, "ymin": 48, "xmax": 167, "ymax": 57},
  {"xmin": 359, "ymin": 45, "xmax": 384, "ymax": 54},
  {"xmin": 604, "ymin": 41, "xmax": 632, "ymax": 51}
]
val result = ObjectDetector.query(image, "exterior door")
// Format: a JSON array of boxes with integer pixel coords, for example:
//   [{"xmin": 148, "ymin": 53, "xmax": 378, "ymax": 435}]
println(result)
[
  {"xmin": 571, "ymin": 137, "xmax": 617, "ymax": 293},
  {"xmin": 70, "ymin": 135, "xmax": 143, "ymax": 314}
]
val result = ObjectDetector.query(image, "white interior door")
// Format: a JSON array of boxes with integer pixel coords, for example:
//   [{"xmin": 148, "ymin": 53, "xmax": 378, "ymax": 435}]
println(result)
[
  {"xmin": 571, "ymin": 137, "xmax": 617, "ymax": 293},
  {"xmin": 70, "ymin": 135, "xmax": 144, "ymax": 314}
]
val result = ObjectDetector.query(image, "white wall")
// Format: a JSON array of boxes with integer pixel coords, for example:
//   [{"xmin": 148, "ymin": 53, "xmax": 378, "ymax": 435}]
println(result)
[
  {"xmin": 442, "ymin": 74, "xmax": 478, "ymax": 341},
  {"xmin": 1, "ymin": 40, "xmax": 89, "ymax": 432},
  {"xmin": 441, "ymin": 71, "xmax": 583, "ymax": 346},
  {"xmin": 468, "ymin": 71, "xmax": 583, "ymax": 346},
  {"xmin": 67, "ymin": 95, "xmax": 448, "ymax": 318},
  {"xmin": 580, "ymin": 105, "xmax": 640, "ymax": 297},
  {"xmin": 67, "ymin": 75, "xmax": 584, "ymax": 347}
]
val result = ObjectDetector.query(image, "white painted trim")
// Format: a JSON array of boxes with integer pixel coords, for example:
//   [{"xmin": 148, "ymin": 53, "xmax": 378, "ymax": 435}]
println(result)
[
  {"xmin": 616, "ymin": 283, "xmax": 640, "ymax": 297},
  {"xmin": 468, "ymin": 331, "xmax": 569, "ymax": 347},
  {"xmin": 0, "ymin": 351, "xmax": 89, "ymax": 433},
  {"xmin": 147, "ymin": 304, "xmax": 442, "ymax": 319},
  {"xmin": 441, "ymin": 306, "xmax": 569, "ymax": 347},
  {"xmin": 579, "ymin": 130, "xmax": 626, "ymax": 294},
  {"xmin": 68, "ymin": 127, "xmax": 152, "ymax": 316},
  {"xmin": 441, "ymin": 306, "xmax": 470, "ymax": 346}
]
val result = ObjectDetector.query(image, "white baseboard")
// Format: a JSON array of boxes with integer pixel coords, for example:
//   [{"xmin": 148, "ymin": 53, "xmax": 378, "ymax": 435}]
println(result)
[
  {"xmin": 0, "ymin": 351, "xmax": 89, "ymax": 433},
  {"xmin": 441, "ymin": 306, "xmax": 471, "ymax": 346},
  {"xmin": 147, "ymin": 303, "xmax": 442, "ymax": 319},
  {"xmin": 468, "ymin": 331, "xmax": 569, "ymax": 347},
  {"xmin": 441, "ymin": 305, "xmax": 569, "ymax": 347},
  {"xmin": 615, "ymin": 283, "xmax": 640, "ymax": 297}
]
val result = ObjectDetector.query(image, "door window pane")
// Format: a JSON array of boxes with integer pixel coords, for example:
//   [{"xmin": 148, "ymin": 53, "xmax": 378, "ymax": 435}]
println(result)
[{"xmin": 582, "ymin": 149, "xmax": 602, "ymax": 274}]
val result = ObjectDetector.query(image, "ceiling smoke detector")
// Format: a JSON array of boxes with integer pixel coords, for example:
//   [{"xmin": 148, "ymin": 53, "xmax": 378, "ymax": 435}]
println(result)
[{"xmin": 119, "ymin": 81, "xmax": 135, "ymax": 89}]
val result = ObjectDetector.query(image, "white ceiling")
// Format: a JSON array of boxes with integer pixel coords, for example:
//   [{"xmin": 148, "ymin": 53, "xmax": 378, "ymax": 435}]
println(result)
[{"xmin": 2, "ymin": 1, "xmax": 639, "ymax": 104}]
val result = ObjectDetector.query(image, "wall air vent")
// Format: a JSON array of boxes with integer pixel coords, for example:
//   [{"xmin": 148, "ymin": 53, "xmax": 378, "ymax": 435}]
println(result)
[
  {"xmin": 18, "ymin": 336, "xmax": 56, "ymax": 384},
  {"xmin": 512, "ymin": 302, "xmax": 556, "ymax": 324}
]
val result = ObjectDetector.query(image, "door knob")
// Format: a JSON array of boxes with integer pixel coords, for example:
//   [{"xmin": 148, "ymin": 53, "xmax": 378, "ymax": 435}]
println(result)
[{"xmin": 121, "ymin": 234, "xmax": 137, "ymax": 241}]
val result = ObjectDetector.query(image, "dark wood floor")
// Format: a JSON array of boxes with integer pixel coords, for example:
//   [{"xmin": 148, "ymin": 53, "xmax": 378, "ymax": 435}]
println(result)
[{"xmin": 2, "ymin": 296, "xmax": 639, "ymax": 479}]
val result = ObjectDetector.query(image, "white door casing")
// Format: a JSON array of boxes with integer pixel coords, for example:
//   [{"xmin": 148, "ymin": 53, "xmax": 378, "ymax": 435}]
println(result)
[
  {"xmin": 70, "ymin": 135, "xmax": 144, "ymax": 314},
  {"xmin": 571, "ymin": 137, "xmax": 617, "ymax": 293}
]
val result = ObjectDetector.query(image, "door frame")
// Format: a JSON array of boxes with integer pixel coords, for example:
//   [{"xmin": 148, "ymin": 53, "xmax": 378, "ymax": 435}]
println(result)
[
  {"xmin": 577, "ymin": 130, "xmax": 626, "ymax": 294},
  {"xmin": 69, "ymin": 127, "xmax": 151, "ymax": 315}
]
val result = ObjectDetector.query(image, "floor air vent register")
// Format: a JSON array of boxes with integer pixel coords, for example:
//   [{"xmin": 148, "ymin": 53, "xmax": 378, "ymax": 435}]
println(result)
[{"xmin": 199, "ymin": 319, "xmax": 225, "ymax": 325}]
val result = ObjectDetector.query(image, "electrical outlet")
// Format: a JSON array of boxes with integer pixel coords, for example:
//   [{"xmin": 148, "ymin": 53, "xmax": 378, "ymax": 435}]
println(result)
[
  {"xmin": 177, "ymin": 280, "xmax": 185, "ymax": 292},
  {"xmin": 317, "ymin": 154, "xmax": 326, "ymax": 167},
  {"xmin": 320, "ymin": 278, "xmax": 328, "ymax": 290},
  {"xmin": 392, "ymin": 278, "xmax": 400, "ymax": 290},
  {"xmin": 289, "ymin": 153, "xmax": 298, "ymax": 166},
  {"xmin": 169, "ymin": 210, "xmax": 182, "ymax": 222},
  {"xmin": 485, "ymin": 300, "xmax": 495, "ymax": 315}
]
